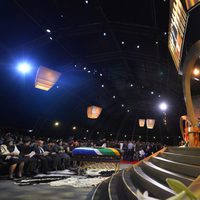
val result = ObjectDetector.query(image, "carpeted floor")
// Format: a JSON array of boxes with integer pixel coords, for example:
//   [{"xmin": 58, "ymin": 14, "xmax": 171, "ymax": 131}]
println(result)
[
  {"xmin": 0, "ymin": 179, "xmax": 93, "ymax": 200},
  {"xmin": 0, "ymin": 164, "xmax": 131, "ymax": 200}
]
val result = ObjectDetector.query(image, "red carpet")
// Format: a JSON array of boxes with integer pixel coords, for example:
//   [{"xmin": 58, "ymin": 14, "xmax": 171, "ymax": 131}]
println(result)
[{"xmin": 120, "ymin": 160, "xmax": 138, "ymax": 164}]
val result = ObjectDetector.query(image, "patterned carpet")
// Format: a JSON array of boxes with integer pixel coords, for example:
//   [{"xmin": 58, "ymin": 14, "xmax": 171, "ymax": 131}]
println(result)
[
  {"xmin": 14, "ymin": 169, "xmax": 115, "ymax": 187},
  {"xmin": 0, "ymin": 164, "xmax": 131, "ymax": 200}
]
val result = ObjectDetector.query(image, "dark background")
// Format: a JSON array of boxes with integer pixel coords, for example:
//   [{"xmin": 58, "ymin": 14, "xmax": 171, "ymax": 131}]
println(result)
[{"xmin": 0, "ymin": 0, "xmax": 191, "ymax": 145}]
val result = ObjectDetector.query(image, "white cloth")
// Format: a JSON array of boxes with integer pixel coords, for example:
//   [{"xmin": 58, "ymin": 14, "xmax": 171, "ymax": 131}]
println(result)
[
  {"xmin": 0, "ymin": 145, "xmax": 20, "ymax": 160},
  {"xmin": 102, "ymin": 143, "xmax": 106, "ymax": 147},
  {"xmin": 0, "ymin": 145, "xmax": 10, "ymax": 155},
  {"xmin": 39, "ymin": 147, "xmax": 45, "ymax": 154}
]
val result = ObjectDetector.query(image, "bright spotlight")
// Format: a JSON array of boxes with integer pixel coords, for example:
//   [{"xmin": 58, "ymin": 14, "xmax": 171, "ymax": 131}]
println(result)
[
  {"xmin": 159, "ymin": 102, "xmax": 168, "ymax": 111},
  {"xmin": 54, "ymin": 122, "xmax": 60, "ymax": 126},
  {"xmin": 46, "ymin": 29, "xmax": 51, "ymax": 33},
  {"xmin": 193, "ymin": 68, "xmax": 200, "ymax": 76},
  {"xmin": 17, "ymin": 62, "xmax": 32, "ymax": 74},
  {"xmin": 72, "ymin": 126, "xmax": 77, "ymax": 130}
]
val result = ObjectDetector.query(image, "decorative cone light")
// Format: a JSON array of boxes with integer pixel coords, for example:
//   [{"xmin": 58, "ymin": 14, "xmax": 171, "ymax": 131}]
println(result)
[
  {"xmin": 146, "ymin": 119, "xmax": 155, "ymax": 129},
  {"xmin": 35, "ymin": 66, "xmax": 61, "ymax": 91},
  {"xmin": 87, "ymin": 106, "xmax": 102, "ymax": 119},
  {"xmin": 139, "ymin": 119, "xmax": 145, "ymax": 127}
]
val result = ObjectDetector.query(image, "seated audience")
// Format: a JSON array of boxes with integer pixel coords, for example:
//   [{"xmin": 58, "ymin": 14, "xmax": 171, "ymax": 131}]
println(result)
[
  {"xmin": 18, "ymin": 137, "xmax": 37, "ymax": 176},
  {"xmin": 0, "ymin": 131, "xmax": 164, "ymax": 180},
  {"xmin": 0, "ymin": 137, "xmax": 24, "ymax": 179},
  {"xmin": 33, "ymin": 139, "xmax": 50, "ymax": 174},
  {"xmin": 57, "ymin": 140, "xmax": 70, "ymax": 169}
]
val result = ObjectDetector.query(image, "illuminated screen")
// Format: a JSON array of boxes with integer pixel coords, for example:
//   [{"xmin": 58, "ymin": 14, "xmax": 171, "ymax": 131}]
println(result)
[
  {"xmin": 168, "ymin": 0, "xmax": 187, "ymax": 71},
  {"xmin": 185, "ymin": 0, "xmax": 200, "ymax": 10}
]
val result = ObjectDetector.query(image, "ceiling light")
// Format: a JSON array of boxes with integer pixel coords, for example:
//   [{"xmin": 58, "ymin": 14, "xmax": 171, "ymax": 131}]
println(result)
[
  {"xmin": 137, "ymin": 45, "xmax": 140, "ymax": 49},
  {"xmin": 110, "ymin": 134, "xmax": 112, "ymax": 136},
  {"xmin": 193, "ymin": 68, "xmax": 200, "ymax": 76},
  {"xmin": 72, "ymin": 126, "xmax": 77, "ymax": 130},
  {"xmin": 56, "ymin": 85, "xmax": 59, "ymax": 89},
  {"xmin": 164, "ymin": 32, "xmax": 167, "ymax": 35},
  {"xmin": 121, "ymin": 104, "xmax": 124, "ymax": 107},
  {"xmin": 100, "ymin": 73, "xmax": 103, "ymax": 76},
  {"xmin": 85, "ymin": 0, "xmax": 89, "ymax": 4},
  {"xmin": 113, "ymin": 95, "xmax": 116, "ymax": 99},
  {"xmin": 74, "ymin": 65, "xmax": 77, "ymax": 67},
  {"xmin": 127, "ymin": 109, "xmax": 130, "ymax": 112},
  {"xmin": 139, "ymin": 136, "xmax": 141, "ymax": 138},
  {"xmin": 88, "ymin": 70, "xmax": 91, "ymax": 73},
  {"xmin": 84, "ymin": 67, "xmax": 87, "ymax": 70},
  {"xmin": 28, "ymin": 130, "xmax": 33, "ymax": 132},
  {"xmin": 159, "ymin": 102, "xmax": 168, "ymax": 111},
  {"xmin": 103, "ymin": 32, "xmax": 107, "ymax": 36},
  {"xmin": 97, "ymin": 131, "xmax": 99, "ymax": 134},
  {"xmin": 86, "ymin": 130, "xmax": 89, "ymax": 132},
  {"xmin": 158, "ymin": 95, "xmax": 161, "ymax": 98},
  {"xmin": 49, "ymin": 37, "xmax": 53, "ymax": 40},
  {"xmin": 17, "ymin": 62, "xmax": 32, "ymax": 74},
  {"xmin": 101, "ymin": 84, "xmax": 104, "ymax": 88},
  {"xmin": 130, "ymin": 83, "xmax": 133, "ymax": 87},
  {"xmin": 153, "ymin": 136, "xmax": 156, "ymax": 139},
  {"xmin": 124, "ymin": 135, "xmax": 127, "ymax": 137},
  {"xmin": 166, "ymin": 136, "xmax": 169, "ymax": 139},
  {"xmin": 84, "ymin": 137, "xmax": 87, "ymax": 140},
  {"xmin": 54, "ymin": 122, "xmax": 60, "ymax": 126},
  {"xmin": 155, "ymin": 41, "xmax": 159, "ymax": 44},
  {"xmin": 46, "ymin": 29, "xmax": 51, "ymax": 33},
  {"xmin": 121, "ymin": 41, "xmax": 125, "ymax": 45},
  {"xmin": 151, "ymin": 91, "xmax": 154, "ymax": 94},
  {"xmin": 60, "ymin": 15, "xmax": 64, "ymax": 18}
]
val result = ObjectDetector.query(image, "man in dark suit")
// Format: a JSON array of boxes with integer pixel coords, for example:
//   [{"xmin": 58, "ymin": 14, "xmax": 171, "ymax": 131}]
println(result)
[
  {"xmin": 33, "ymin": 139, "xmax": 50, "ymax": 174},
  {"xmin": 46, "ymin": 140, "xmax": 61, "ymax": 171},
  {"xmin": 18, "ymin": 136, "xmax": 37, "ymax": 176}
]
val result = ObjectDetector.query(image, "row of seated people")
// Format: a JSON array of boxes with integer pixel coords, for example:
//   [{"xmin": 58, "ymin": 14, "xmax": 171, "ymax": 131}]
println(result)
[{"xmin": 0, "ymin": 136, "xmax": 71, "ymax": 179}]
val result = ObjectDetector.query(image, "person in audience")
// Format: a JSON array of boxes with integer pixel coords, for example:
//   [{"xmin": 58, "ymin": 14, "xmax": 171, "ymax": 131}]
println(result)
[
  {"xmin": 33, "ymin": 139, "xmax": 50, "ymax": 174},
  {"xmin": 18, "ymin": 136, "xmax": 37, "ymax": 176},
  {"xmin": 47, "ymin": 140, "xmax": 61, "ymax": 171},
  {"xmin": 0, "ymin": 137, "xmax": 24, "ymax": 179},
  {"xmin": 57, "ymin": 140, "xmax": 70, "ymax": 169},
  {"xmin": 127, "ymin": 141, "xmax": 134, "ymax": 161}
]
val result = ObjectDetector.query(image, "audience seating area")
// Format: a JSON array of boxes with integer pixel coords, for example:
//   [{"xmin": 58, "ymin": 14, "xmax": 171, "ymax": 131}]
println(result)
[{"xmin": 0, "ymin": 132, "xmax": 164, "ymax": 179}]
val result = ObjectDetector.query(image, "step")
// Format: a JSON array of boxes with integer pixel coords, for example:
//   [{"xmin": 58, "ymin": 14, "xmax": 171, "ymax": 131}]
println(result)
[
  {"xmin": 140, "ymin": 161, "xmax": 193, "ymax": 186},
  {"xmin": 130, "ymin": 166, "xmax": 174, "ymax": 199},
  {"xmin": 121, "ymin": 169, "xmax": 138, "ymax": 200},
  {"xmin": 108, "ymin": 172, "xmax": 128, "ymax": 200},
  {"xmin": 158, "ymin": 152, "xmax": 200, "ymax": 166},
  {"xmin": 150, "ymin": 156, "xmax": 200, "ymax": 178},
  {"xmin": 91, "ymin": 178, "xmax": 110, "ymax": 200},
  {"xmin": 166, "ymin": 147, "xmax": 200, "ymax": 156}
]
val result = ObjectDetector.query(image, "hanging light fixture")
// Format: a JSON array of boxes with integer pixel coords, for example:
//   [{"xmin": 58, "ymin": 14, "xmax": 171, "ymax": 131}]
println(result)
[
  {"xmin": 87, "ymin": 106, "xmax": 102, "ymax": 119},
  {"xmin": 35, "ymin": 66, "xmax": 61, "ymax": 91},
  {"xmin": 139, "ymin": 119, "xmax": 145, "ymax": 127},
  {"xmin": 146, "ymin": 119, "xmax": 155, "ymax": 129}
]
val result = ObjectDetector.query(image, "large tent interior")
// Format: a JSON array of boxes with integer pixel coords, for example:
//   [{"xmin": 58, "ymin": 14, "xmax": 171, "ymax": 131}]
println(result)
[{"xmin": 0, "ymin": 0, "xmax": 199, "ymax": 200}]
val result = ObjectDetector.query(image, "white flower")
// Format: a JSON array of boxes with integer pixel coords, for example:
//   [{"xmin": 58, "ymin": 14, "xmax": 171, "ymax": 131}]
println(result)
[{"xmin": 136, "ymin": 190, "xmax": 160, "ymax": 200}]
